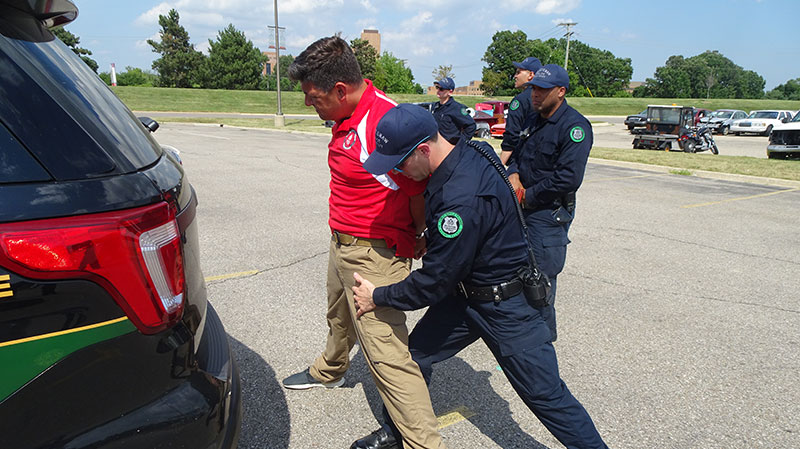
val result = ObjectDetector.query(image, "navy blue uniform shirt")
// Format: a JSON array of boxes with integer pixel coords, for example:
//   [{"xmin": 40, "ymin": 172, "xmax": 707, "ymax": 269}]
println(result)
[
  {"xmin": 501, "ymin": 87, "xmax": 533, "ymax": 154},
  {"xmin": 507, "ymin": 99, "xmax": 592, "ymax": 210},
  {"xmin": 431, "ymin": 98, "xmax": 477, "ymax": 144},
  {"xmin": 373, "ymin": 141, "xmax": 528, "ymax": 311}
]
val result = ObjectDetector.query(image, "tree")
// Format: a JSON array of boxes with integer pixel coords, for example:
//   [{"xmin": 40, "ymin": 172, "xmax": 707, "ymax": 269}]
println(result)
[
  {"xmin": 262, "ymin": 54, "xmax": 297, "ymax": 91},
  {"xmin": 147, "ymin": 9, "xmax": 205, "ymax": 88},
  {"xmin": 117, "ymin": 66, "xmax": 158, "ymax": 86},
  {"xmin": 481, "ymin": 30, "xmax": 538, "ymax": 96},
  {"xmin": 481, "ymin": 31, "xmax": 632, "ymax": 97},
  {"xmin": 766, "ymin": 78, "xmax": 800, "ymax": 100},
  {"xmin": 373, "ymin": 52, "xmax": 417, "ymax": 94},
  {"xmin": 200, "ymin": 24, "xmax": 265, "ymax": 90},
  {"xmin": 639, "ymin": 51, "xmax": 765, "ymax": 98},
  {"xmin": 432, "ymin": 65, "xmax": 454, "ymax": 82},
  {"xmin": 53, "ymin": 27, "xmax": 98, "ymax": 72},
  {"xmin": 350, "ymin": 38, "xmax": 378, "ymax": 81},
  {"xmin": 559, "ymin": 39, "xmax": 633, "ymax": 97}
]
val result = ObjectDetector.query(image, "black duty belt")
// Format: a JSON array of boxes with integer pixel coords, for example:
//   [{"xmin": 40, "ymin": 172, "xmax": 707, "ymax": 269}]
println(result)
[
  {"xmin": 332, "ymin": 230, "xmax": 388, "ymax": 248},
  {"xmin": 457, "ymin": 278, "xmax": 523, "ymax": 303}
]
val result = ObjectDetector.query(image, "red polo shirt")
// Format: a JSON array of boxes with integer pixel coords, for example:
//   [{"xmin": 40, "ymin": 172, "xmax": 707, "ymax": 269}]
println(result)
[{"xmin": 328, "ymin": 80, "xmax": 426, "ymax": 258}]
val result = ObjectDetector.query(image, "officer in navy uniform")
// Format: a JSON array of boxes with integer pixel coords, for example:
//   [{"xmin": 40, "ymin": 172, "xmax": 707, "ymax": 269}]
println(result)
[
  {"xmin": 507, "ymin": 64, "xmax": 593, "ymax": 342},
  {"xmin": 500, "ymin": 56, "xmax": 542, "ymax": 165},
  {"xmin": 431, "ymin": 77, "xmax": 476, "ymax": 144},
  {"xmin": 349, "ymin": 103, "xmax": 607, "ymax": 449}
]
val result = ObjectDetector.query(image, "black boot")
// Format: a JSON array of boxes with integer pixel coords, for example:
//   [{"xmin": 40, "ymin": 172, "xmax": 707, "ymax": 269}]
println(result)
[{"xmin": 349, "ymin": 428, "xmax": 399, "ymax": 449}]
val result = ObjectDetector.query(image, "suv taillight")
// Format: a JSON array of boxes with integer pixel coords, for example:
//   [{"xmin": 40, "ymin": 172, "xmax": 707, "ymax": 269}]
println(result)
[{"xmin": 0, "ymin": 202, "xmax": 185, "ymax": 334}]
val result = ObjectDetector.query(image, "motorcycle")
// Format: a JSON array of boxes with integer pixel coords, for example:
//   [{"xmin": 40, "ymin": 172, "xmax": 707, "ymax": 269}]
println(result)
[{"xmin": 680, "ymin": 125, "xmax": 719, "ymax": 154}]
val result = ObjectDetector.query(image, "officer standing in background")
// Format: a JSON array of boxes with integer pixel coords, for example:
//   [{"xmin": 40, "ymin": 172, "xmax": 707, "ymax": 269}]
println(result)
[
  {"xmin": 500, "ymin": 56, "xmax": 542, "ymax": 165},
  {"xmin": 507, "ymin": 64, "xmax": 593, "ymax": 342},
  {"xmin": 431, "ymin": 77, "xmax": 476, "ymax": 144},
  {"xmin": 351, "ymin": 103, "xmax": 608, "ymax": 449}
]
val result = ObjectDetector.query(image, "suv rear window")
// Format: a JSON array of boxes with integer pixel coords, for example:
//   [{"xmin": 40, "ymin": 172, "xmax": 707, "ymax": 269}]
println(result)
[
  {"xmin": 0, "ymin": 121, "xmax": 51, "ymax": 184},
  {"xmin": 0, "ymin": 20, "xmax": 161, "ymax": 180}
]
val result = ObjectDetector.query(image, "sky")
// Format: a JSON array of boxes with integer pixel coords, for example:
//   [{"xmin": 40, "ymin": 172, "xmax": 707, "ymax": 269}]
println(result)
[{"xmin": 65, "ymin": 0, "xmax": 799, "ymax": 91}]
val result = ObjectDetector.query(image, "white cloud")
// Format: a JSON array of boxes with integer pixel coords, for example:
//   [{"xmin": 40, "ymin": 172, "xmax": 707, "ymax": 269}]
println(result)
[
  {"xmin": 287, "ymin": 33, "xmax": 318, "ymax": 49},
  {"xmin": 135, "ymin": 2, "xmax": 173, "ymax": 26},
  {"xmin": 500, "ymin": 0, "xmax": 581, "ymax": 14},
  {"xmin": 356, "ymin": 18, "xmax": 378, "ymax": 29},
  {"xmin": 359, "ymin": 0, "xmax": 377, "ymax": 13},
  {"xmin": 551, "ymin": 17, "xmax": 574, "ymax": 26},
  {"xmin": 413, "ymin": 46, "xmax": 433, "ymax": 57},
  {"xmin": 401, "ymin": 11, "xmax": 435, "ymax": 30},
  {"xmin": 135, "ymin": 32, "xmax": 162, "ymax": 49}
]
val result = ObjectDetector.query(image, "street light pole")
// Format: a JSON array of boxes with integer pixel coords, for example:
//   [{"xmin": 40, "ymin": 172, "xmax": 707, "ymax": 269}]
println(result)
[{"xmin": 273, "ymin": 0, "xmax": 284, "ymax": 127}]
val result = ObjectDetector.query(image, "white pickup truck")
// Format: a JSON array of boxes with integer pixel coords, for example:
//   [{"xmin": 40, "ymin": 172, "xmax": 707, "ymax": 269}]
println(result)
[{"xmin": 767, "ymin": 112, "xmax": 800, "ymax": 159}]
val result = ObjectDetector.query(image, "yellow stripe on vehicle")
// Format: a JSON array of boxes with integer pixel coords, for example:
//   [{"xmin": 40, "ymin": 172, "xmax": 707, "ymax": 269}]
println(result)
[
  {"xmin": 0, "ymin": 290, "xmax": 12, "ymax": 298},
  {"xmin": 0, "ymin": 317, "xmax": 129, "ymax": 348},
  {"xmin": 0, "ymin": 275, "xmax": 9, "ymax": 281}
]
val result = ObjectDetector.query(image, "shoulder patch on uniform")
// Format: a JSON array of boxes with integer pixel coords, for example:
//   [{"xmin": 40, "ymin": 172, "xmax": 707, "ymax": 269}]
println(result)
[
  {"xmin": 460, "ymin": 107, "xmax": 468, "ymax": 115},
  {"xmin": 437, "ymin": 211, "xmax": 463, "ymax": 238},
  {"xmin": 569, "ymin": 126, "xmax": 585, "ymax": 143},
  {"xmin": 510, "ymin": 99, "xmax": 520, "ymax": 111}
]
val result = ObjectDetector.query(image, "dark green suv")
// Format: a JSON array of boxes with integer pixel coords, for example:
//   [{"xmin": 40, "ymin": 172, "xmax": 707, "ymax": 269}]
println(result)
[{"xmin": 0, "ymin": 1, "xmax": 241, "ymax": 448}]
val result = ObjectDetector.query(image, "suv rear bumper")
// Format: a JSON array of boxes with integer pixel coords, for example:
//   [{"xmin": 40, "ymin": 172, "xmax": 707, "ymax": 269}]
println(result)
[{"xmin": 0, "ymin": 304, "xmax": 242, "ymax": 449}]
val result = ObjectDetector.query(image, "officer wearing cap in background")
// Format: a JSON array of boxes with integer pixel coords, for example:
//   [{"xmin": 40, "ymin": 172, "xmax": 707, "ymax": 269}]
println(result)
[
  {"xmin": 507, "ymin": 63, "xmax": 593, "ymax": 342},
  {"xmin": 431, "ymin": 77, "xmax": 476, "ymax": 144},
  {"xmin": 350, "ymin": 103, "xmax": 608, "ymax": 449},
  {"xmin": 500, "ymin": 56, "xmax": 542, "ymax": 165}
]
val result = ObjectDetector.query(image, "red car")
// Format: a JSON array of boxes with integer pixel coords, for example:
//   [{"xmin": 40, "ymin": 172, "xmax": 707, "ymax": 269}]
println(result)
[{"xmin": 490, "ymin": 122, "xmax": 506, "ymax": 138}]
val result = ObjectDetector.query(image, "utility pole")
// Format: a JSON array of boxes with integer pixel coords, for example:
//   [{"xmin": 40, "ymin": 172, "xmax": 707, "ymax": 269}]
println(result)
[
  {"xmin": 269, "ymin": 0, "xmax": 285, "ymax": 127},
  {"xmin": 558, "ymin": 22, "xmax": 577, "ymax": 69}
]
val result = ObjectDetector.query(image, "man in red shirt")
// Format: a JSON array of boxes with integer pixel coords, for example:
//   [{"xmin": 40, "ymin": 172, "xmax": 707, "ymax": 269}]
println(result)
[{"xmin": 282, "ymin": 36, "xmax": 445, "ymax": 449}]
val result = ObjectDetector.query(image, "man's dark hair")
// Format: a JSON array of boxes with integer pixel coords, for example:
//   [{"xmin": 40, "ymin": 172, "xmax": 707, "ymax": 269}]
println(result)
[{"xmin": 288, "ymin": 35, "xmax": 362, "ymax": 92}]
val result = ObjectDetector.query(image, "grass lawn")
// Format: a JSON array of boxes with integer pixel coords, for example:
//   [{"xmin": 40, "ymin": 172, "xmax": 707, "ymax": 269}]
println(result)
[{"xmin": 114, "ymin": 86, "xmax": 800, "ymax": 117}]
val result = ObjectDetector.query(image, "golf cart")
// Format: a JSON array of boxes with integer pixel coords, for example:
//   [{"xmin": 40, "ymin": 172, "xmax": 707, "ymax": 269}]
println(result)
[{"xmin": 632, "ymin": 105, "xmax": 695, "ymax": 151}]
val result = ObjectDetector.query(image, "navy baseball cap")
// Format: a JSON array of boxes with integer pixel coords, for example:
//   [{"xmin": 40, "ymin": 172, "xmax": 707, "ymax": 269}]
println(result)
[
  {"xmin": 434, "ymin": 77, "xmax": 455, "ymax": 91},
  {"xmin": 512, "ymin": 57, "xmax": 543, "ymax": 73},
  {"xmin": 526, "ymin": 64, "xmax": 570, "ymax": 89},
  {"xmin": 364, "ymin": 104, "xmax": 438, "ymax": 175}
]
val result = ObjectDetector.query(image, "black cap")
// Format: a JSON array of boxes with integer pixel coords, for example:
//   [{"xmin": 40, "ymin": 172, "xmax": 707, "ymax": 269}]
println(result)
[
  {"xmin": 364, "ymin": 104, "xmax": 438, "ymax": 175},
  {"xmin": 512, "ymin": 57, "xmax": 543, "ymax": 73},
  {"xmin": 526, "ymin": 64, "xmax": 570, "ymax": 89}
]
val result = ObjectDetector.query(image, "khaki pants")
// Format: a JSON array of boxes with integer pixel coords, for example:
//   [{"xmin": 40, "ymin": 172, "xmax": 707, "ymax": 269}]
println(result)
[{"xmin": 310, "ymin": 239, "xmax": 446, "ymax": 449}]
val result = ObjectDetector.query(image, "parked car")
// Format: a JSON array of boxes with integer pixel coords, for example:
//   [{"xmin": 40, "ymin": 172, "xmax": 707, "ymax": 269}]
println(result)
[
  {"xmin": 700, "ymin": 109, "xmax": 748, "ymax": 135},
  {"xmin": 624, "ymin": 110, "xmax": 647, "ymax": 131},
  {"xmin": 473, "ymin": 100, "xmax": 508, "ymax": 138},
  {"xmin": 490, "ymin": 121, "xmax": 506, "ymax": 138},
  {"xmin": 767, "ymin": 112, "xmax": 800, "ymax": 159},
  {"xmin": 0, "ymin": 2, "xmax": 242, "ymax": 448},
  {"xmin": 693, "ymin": 108, "xmax": 712, "ymax": 126},
  {"xmin": 729, "ymin": 110, "xmax": 795, "ymax": 136}
]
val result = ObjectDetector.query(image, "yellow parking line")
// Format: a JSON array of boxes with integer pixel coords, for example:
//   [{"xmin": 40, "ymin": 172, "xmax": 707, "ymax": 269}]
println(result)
[
  {"xmin": 437, "ymin": 406, "xmax": 476, "ymax": 429},
  {"xmin": 585, "ymin": 173, "xmax": 667, "ymax": 183},
  {"xmin": 205, "ymin": 270, "xmax": 260, "ymax": 282},
  {"xmin": 682, "ymin": 187, "xmax": 799, "ymax": 208}
]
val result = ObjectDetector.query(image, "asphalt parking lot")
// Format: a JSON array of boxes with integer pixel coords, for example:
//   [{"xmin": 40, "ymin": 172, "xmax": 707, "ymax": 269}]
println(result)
[{"xmin": 155, "ymin": 123, "xmax": 799, "ymax": 449}]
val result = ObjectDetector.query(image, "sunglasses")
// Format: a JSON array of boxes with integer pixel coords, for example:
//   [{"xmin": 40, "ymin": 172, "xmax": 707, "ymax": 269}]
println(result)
[{"xmin": 392, "ymin": 136, "xmax": 430, "ymax": 173}]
